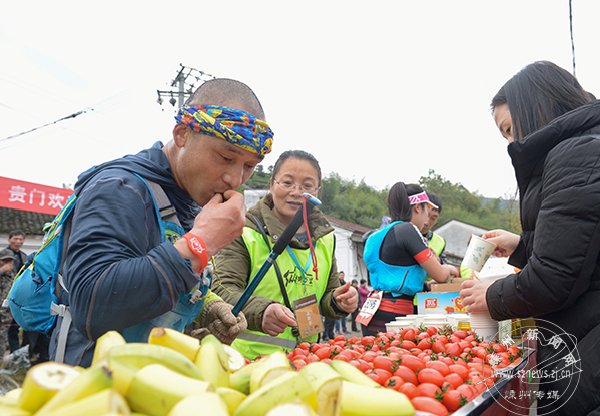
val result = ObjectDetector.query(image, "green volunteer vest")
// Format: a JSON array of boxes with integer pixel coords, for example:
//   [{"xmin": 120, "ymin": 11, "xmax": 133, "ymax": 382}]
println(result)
[
  {"xmin": 428, "ymin": 232, "xmax": 446, "ymax": 256},
  {"xmin": 232, "ymin": 227, "xmax": 334, "ymax": 359}
]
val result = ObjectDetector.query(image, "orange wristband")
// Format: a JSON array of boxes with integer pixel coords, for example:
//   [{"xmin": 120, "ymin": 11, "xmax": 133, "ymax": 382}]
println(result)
[{"xmin": 181, "ymin": 232, "xmax": 209, "ymax": 273}]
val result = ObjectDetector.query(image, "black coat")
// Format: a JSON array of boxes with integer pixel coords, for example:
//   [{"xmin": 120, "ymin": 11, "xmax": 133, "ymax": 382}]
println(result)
[{"xmin": 486, "ymin": 100, "xmax": 600, "ymax": 415}]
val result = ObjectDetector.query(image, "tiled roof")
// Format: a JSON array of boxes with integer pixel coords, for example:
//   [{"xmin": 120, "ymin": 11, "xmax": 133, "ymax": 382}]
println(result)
[{"xmin": 0, "ymin": 207, "xmax": 53, "ymax": 235}]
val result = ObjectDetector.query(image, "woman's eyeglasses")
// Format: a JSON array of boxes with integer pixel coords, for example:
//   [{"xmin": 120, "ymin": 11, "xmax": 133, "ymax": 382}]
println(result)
[{"xmin": 273, "ymin": 178, "xmax": 319, "ymax": 194}]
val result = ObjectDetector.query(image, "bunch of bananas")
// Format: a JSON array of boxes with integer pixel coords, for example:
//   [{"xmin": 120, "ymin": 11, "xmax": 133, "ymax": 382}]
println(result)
[{"xmin": 0, "ymin": 328, "xmax": 416, "ymax": 416}]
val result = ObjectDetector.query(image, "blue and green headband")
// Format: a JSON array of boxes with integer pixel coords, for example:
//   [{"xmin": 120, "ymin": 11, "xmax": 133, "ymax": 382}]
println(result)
[{"xmin": 175, "ymin": 105, "xmax": 273, "ymax": 156}]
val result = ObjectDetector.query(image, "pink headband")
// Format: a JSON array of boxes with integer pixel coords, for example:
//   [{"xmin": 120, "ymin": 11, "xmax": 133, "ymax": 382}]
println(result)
[{"xmin": 408, "ymin": 191, "xmax": 439, "ymax": 209}]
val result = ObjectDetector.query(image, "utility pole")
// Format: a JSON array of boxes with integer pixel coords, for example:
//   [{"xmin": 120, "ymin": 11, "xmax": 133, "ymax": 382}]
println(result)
[{"xmin": 156, "ymin": 64, "xmax": 215, "ymax": 108}]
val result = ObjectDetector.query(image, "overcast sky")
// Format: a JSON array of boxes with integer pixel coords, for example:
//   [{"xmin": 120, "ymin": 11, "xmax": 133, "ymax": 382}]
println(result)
[{"xmin": 1, "ymin": 1, "xmax": 599, "ymax": 199}]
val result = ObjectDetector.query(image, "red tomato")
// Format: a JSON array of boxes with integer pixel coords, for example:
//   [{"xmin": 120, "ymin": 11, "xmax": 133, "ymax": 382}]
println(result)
[
  {"xmin": 400, "ymin": 354, "xmax": 425, "ymax": 372},
  {"xmin": 401, "ymin": 328, "xmax": 416, "ymax": 340},
  {"xmin": 417, "ymin": 338, "xmax": 433, "ymax": 350},
  {"xmin": 349, "ymin": 359, "xmax": 371, "ymax": 373},
  {"xmin": 292, "ymin": 358, "xmax": 307, "ymax": 370},
  {"xmin": 453, "ymin": 330, "xmax": 468, "ymax": 339},
  {"xmin": 362, "ymin": 350, "xmax": 378, "ymax": 363},
  {"xmin": 416, "ymin": 382, "xmax": 442, "ymax": 398},
  {"xmin": 426, "ymin": 360, "xmax": 450, "ymax": 376},
  {"xmin": 444, "ymin": 342, "xmax": 462, "ymax": 357},
  {"xmin": 398, "ymin": 382, "xmax": 419, "ymax": 399},
  {"xmin": 443, "ymin": 389, "xmax": 467, "ymax": 412},
  {"xmin": 426, "ymin": 326, "xmax": 439, "ymax": 336},
  {"xmin": 444, "ymin": 373, "xmax": 464, "ymax": 389},
  {"xmin": 448, "ymin": 364, "xmax": 469, "ymax": 380},
  {"xmin": 411, "ymin": 396, "xmax": 449, "ymax": 416},
  {"xmin": 361, "ymin": 336, "xmax": 376, "ymax": 346},
  {"xmin": 373, "ymin": 356, "xmax": 396, "ymax": 373},
  {"xmin": 431, "ymin": 340, "xmax": 445, "ymax": 354},
  {"xmin": 383, "ymin": 375, "xmax": 405, "ymax": 391},
  {"xmin": 393, "ymin": 365, "xmax": 418, "ymax": 385},
  {"xmin": 292, "ymin": 347, "xmax": 308, "ymax": 357},
  {"xmin": 314, "ymin": 346, "xmax": 332, "ymax": 360},
  {"xmin": 401, "ymin": 340, "xmax": 417, "ymax": 350},
  {"xmin": 456, "ymin": 383, "xmax": 477, "ymax": 401},
  {"xmin": 418, "ymin": 368, "xmax": 445, "ymax": 387}
]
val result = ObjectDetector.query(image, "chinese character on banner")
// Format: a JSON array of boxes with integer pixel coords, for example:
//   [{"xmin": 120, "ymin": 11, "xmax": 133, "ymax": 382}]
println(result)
[{"xmin": 0, "ymin": 176, "xmax": 73, "ymax": 215}]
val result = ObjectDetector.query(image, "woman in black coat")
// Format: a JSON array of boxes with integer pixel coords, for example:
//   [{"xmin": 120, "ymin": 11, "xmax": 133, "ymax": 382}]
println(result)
[{"xmin": 460, "ymin": 61, "xmax": 600, "ymax": 415}]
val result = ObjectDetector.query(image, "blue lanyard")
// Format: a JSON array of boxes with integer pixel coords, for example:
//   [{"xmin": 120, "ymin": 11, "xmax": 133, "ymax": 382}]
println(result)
[{"xmin": 286, "ymin": 246, "xmax": 312, "ymax": 285}]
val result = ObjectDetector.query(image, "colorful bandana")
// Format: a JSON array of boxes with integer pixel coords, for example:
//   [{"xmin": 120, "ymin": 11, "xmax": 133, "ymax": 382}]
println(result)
[
  {"xmin": 408, "ymin": 191, "xmax": 439, "ymax": 209},
  {"xmin": 175, "ymin": 105, "xmax": 273, "ymax": 156}
]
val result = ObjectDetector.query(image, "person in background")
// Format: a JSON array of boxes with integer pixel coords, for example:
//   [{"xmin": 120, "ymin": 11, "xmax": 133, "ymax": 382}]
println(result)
[
  {"xmin": 0, "ymin": 249, "xmax": 16, "ymax": 359},
  {"xmin": 460, "ymin": 60, "xmax": 600, "ymax": 415},
  {"xmin": 334, "ymin": 271, "xmax": 350, "ymax": 335},
  {"xmin": 350, "ymin": 279, "xmax": 360, "ymax": 332},
  {"xmin": 5, "ymin": 230, "xmax": 26, "ymax": 354},
  {"xmin": 50, "ymin": 78, "xmax": 270, "ymax": 366},
  {"xmin": 362, "ymin": 183, "xmax": 458, "ymax": 336},
  {"xmin": 213, "ymin": 150, "xmax": 357, "ymax": 359},
  {"xmin": 358, "ymin": 279, "xmax": 370, "ymax": 308},
  {"xmin": 421, "ymin": 192, "xmax": 446, "ymax": 264}
]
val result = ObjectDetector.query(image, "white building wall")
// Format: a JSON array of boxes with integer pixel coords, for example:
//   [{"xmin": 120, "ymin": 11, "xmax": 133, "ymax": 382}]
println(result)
[{"xmin": 332, "ymin": 226, "xmax": 359, "ymax": 282}]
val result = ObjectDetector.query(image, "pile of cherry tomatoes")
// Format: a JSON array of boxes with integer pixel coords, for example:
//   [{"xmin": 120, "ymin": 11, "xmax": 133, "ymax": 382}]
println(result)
[{"xmin": 287, "ymin": 325, "xmax": 523, "ymax": 415}]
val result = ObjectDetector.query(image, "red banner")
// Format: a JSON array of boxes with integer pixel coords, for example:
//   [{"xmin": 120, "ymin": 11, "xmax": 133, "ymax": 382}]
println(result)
[{"xmin": 0, "ymin": 176, "xmax": 74, "ymax": 216}]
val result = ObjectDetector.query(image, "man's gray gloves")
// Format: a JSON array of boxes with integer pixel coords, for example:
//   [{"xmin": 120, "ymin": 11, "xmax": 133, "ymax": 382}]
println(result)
[{"xmin": 191, "ymin": 300, "xmax": 247, "ymax": 345}]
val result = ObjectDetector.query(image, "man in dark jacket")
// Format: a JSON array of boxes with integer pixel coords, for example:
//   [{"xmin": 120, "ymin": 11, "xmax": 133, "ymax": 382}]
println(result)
[{"xmin": 51, "ymin": 78, "xmax": 274, "ymax": 366}]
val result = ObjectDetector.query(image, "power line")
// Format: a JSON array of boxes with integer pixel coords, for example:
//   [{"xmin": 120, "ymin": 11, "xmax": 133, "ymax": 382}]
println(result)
[
  {"xmin": 569, "ymin": 0, "xmax": 576, "ymax": 77},
  {"xmin": 0, "ymin": 108, "xmax": 92, "ymax": 143},
  {"xmin": 157, "ymin": 64, "xmax": 215, "ymax": 108}
]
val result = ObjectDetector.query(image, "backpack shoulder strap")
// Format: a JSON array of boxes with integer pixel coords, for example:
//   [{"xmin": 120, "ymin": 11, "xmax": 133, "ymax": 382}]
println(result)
[{"xmin": 144, "ymin": 180, "xmax": 182, "ymax": 227}]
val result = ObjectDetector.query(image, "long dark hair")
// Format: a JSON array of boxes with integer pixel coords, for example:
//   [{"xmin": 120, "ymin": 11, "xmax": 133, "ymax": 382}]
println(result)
[
  {"xmin": 387, "ymin": 182, "xmax": 424, "ymax": 222},
  {"xmin": 490, "ymin": 61, "xmax": 592, "ymax": 141}
]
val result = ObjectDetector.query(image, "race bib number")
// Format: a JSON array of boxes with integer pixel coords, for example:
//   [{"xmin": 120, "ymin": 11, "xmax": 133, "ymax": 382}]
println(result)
[{"xmin": 355, "ymin": 291, "xmax": 382, "ymax": 326}]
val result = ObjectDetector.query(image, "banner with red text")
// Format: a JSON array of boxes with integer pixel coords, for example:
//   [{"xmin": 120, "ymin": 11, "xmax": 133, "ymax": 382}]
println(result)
[{"xmin": 0, "ymin": 176, "xmax": 74, "ymax": 216}]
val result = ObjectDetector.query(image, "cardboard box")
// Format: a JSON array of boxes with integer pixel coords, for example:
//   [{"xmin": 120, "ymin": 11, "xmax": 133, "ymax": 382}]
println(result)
[
  {"xmin": 416, "ymin": 291, "xmax": 467, "ymax": 314},
  {"xmin": 429, "ymin": 282, "xmax": 463, "ymax": 293}
]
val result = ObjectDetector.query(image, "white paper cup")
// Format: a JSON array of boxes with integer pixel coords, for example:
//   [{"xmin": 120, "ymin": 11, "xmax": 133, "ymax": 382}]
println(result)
[
  {"xmin": 471, "ymin": 325, "xmax": 499, "ymax": 342},
  {"xmin": 463, "ymin": 234, "xmax": 497, "ymax": 272}
]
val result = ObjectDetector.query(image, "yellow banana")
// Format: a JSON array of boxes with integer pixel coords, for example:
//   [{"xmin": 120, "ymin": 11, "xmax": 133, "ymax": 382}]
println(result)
[
  {"xmin": 0, "ymin": 403, "xmax": 30, "ymax": 416},
  {"xmin": 36, "ymin": 366, "xmax": 112, "ymax": 416},
  {"xmin": 0, "ymin": 388, "xmax": 21, "ymax": 406},
  {"xmin": 223, "ymin": 344, "xmax": 246, "ymax": 371},
  {"xmin": 168, "ymin": 392, "xmax": 229, "ymax": 416},
  {"xmin": 195, "ymin": 335, "xmax": 230, "ymax": 388},
  {"xmin": 91, "ymin": 330, "xmax": 126, "ymax": 367},
  {"xmin": 234, "ymin": 371, "xmax": 316, "ymax": 416},
  {"xmin": 339, "ymin": 381, "xmax": 415, "ymax": 416},
  {"xmin": 17, "ymin": 362, "xmax": 81, "ymax": 413},
  {"xmin": 229, "ymin": 360, "xmax": 262, "ymax": 394},
  {"xmin": 249, "ymin": 351, "xmax": 292, "ymax": 393},
  {"xmin": 265, "ymin": 402, "xmax": 318, "ymax": 416},
  {"xmin": 125, "ymin": 363, "xmax": 212, "ymax": 416},
  {"xmin": 329, "ymin": 360, "xmax": 380, "ymax": 388},
  {"xmin": 44, "ymin": 388, "xmax": 130, "ymax": 416},
  {"xmin": 148, "ymin": 327, "xmax": 200, "ymax": 362},
  {"xmin": 215, "ymin": 386, "xmax": 247, "ymax": 414},
  {"xmin": 299, "ymin": 362, "xmax": 342, "ymax": 416}
]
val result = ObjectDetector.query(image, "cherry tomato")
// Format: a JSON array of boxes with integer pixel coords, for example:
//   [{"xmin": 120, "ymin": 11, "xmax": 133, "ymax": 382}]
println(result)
[
  {"xmin": 443, "ymin": 389, "xmax": 467, "ymax": 412},
  {"xmin": 416, "ymin": 382, "xmax": 442, "ymax": 398},
  {"xmin": 393, "ymin": 365, "xmax": 418, "ymax": 385},
  {"xmin": 444, "ymin": 373, "xmax": 464, "ymax": 389},
  {"xmin": 418, "ymin": 368, "xmax": 445, "ymax": 387},
  {"xmin": 448, "ymin": 364, "xmax": 469, "ymax": 380},
  {"xmin": 373, "ymin": 356, "xmax": 396, "ymax": 373},
  {"xmin": 426, "ymin": 360, "xmax": 450, "ymax": 376},
  {"xmin": 456, "ymin": 383, "xmax": 477, "ymax": 401},
  {"xmin": 398, "ymin": 382, "xmax": 419, "ymax": 399},
  {"xmin": 384, "ymin": 375, "xmax": 405, "ymax": 391},
  {"xmin": 292, "ymin": 358, "xmax": 307, "ymax": 370},
  {"xmin": 400, "ymin": 354, "xmax": 425, "ymax": 372},
  {"xmin": 314, "ymin": 346, "xmax": 332, "ymax": 360},
  {"xmin": 411, "ymin": 396, "xmax": 449, "ymax": 416}
]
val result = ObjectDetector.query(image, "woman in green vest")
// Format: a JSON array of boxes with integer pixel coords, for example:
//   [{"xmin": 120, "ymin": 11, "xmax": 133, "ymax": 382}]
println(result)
[{"xmin": 212, "ymin": 150, "xmax": 358, "ymax": 359}]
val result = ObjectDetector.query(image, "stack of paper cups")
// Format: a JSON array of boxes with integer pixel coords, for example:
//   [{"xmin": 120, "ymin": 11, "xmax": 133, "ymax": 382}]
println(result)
[{"xmin": 468, "ymin": 273, "xmax": 507, "ymax": 341}]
